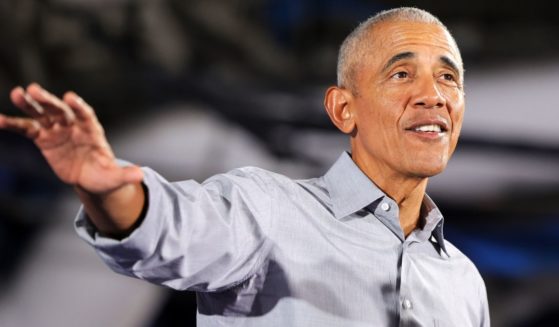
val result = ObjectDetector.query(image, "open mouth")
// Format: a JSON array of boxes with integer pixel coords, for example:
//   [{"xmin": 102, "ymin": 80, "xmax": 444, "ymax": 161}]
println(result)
[
  {"xmin": 411, "ymin": 124, "xmax": 446, "ymax": 133},
  {"xmin": 404, "ymin": 121, "xmax": 449, "ymax": 138}
]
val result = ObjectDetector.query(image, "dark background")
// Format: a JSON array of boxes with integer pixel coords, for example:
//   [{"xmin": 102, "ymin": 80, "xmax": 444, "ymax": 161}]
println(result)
[{"xmin": 1, "ymin": 1, "xmax": 558, "ymax": 326}]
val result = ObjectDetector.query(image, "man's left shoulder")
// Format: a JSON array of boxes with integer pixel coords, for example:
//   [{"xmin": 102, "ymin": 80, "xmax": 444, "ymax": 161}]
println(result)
[{"xmin": 443, "ymin": 239, "xmax": 485, "ymax": 282}]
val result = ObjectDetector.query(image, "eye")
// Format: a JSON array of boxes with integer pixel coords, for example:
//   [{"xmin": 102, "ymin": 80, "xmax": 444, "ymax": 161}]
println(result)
[
  {"xmin": 442, "ymin": 73, "xmax": 456, "ymax": 82},
  {"xmin": 391, "ymin": 71, "xmax": 408, "ymax": 79}
]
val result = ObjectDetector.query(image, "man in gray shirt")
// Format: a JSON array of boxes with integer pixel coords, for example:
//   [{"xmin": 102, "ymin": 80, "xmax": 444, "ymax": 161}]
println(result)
[{"xmin": 0, "ymin": 7, "xmax": 489, "ymax": 327}]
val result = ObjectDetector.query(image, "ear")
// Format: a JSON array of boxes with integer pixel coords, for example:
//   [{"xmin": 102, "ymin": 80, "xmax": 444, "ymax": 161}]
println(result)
[{"xmin": 324, "ymin": 86, "xmax": 355, "ymax": 134}]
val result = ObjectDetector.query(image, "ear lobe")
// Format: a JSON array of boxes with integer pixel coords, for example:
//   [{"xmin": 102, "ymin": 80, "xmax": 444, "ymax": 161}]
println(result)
[{"xmin": 324, "ymin": 86, "xmax": 355, "ymax": 134}]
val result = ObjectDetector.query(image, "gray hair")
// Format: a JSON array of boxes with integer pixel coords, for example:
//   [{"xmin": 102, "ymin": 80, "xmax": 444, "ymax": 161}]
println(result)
[{"xmin": 337, "ymin": 7, "xmax": 461, "ymax": 92}]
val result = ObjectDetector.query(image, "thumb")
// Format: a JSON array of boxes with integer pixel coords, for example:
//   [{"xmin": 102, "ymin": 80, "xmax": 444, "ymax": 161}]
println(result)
[{"xmin": 120, "ymin": 165, "xmax": 144, "ymax": 184}]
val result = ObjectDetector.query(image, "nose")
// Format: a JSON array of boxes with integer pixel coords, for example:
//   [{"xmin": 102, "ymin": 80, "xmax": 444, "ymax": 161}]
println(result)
[{"xmin": 412, "ymin": 77, "xmax": 445, "ymax": 109}]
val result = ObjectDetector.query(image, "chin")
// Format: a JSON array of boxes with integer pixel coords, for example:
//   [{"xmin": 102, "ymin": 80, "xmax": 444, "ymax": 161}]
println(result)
[
  {"xmin": 407, "ymin": 150, "xmax": 451, "ymax": 177},
  {"xmin": 408, "ymin": 161, "xmax": 448, "ymax": 178}
]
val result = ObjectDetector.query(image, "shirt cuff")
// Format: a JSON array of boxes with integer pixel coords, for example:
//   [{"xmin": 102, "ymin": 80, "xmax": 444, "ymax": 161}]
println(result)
[{"xmin": 74, "ymin": 166, "xmax": 163, "ymax": 275}]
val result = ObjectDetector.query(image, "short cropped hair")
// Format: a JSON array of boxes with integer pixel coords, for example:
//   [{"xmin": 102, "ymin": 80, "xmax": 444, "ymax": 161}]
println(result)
[{"xmin": 337, "ymin": 7, "xmax": 461, "ymax": 93}]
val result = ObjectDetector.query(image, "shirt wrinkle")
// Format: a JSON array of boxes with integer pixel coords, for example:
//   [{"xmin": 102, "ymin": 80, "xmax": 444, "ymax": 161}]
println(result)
[{"xmin": 75, "ymin": 152, "xmax": 489, "ymax": 327}]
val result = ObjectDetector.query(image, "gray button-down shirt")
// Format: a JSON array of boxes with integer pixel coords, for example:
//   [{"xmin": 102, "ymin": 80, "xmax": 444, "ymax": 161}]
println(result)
[{"xmin": 76, "ymin": 152, "xmax": 490, "ymax": 326}]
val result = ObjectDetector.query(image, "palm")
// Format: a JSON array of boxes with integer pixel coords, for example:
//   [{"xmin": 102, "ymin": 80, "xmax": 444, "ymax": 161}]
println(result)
[
  {"xmin": 0, "ymin": 85, "xmax": 141, "ymax": 194},
  {"xmin": 36, "ymin": 125, "xmax": 118, "ymax": 193}
]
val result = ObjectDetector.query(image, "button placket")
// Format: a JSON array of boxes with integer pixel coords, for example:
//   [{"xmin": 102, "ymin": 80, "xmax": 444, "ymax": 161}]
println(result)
[{"xmin": 398, "ymin": 242, "xmax": 413, "ymax": 319}]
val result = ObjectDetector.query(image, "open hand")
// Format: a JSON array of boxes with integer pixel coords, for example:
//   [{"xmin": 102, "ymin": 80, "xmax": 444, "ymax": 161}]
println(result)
[{"xmin": 0, "ymin": 83, "xmax": 143, "ymax": 194}]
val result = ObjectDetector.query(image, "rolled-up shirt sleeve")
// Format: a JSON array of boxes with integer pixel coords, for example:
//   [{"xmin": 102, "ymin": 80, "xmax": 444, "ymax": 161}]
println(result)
[{"xmin": 75, "ymin": 166, "xmax": 274, "ymax": 292}]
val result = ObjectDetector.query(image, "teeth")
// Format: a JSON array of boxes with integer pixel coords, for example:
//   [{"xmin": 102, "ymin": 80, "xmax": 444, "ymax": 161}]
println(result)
[{"xmin": 414, "ymin": 124, "xmax": 442, "ymax": 132}]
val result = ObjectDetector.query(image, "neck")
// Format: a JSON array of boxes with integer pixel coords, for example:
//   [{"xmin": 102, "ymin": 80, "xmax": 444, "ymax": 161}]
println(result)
[{"xmin": 353, "ymin": 155, "xmax": 428, "ymax": 237}]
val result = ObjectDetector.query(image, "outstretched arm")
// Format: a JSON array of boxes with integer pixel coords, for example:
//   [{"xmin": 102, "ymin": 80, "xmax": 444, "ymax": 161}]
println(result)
[{"xmin": 0, "ymin": 83, "xmax": 145, "ymax": 238}]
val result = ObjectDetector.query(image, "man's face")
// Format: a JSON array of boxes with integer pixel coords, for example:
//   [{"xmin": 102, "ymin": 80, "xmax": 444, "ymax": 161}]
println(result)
[{"xmin": 350, "ymin": 20, "xmax": 464, "ymax": 180}]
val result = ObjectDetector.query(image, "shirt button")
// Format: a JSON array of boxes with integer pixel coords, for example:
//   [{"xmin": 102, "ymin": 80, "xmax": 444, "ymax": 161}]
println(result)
[
  {"xmin": 380, "ymin": 202, "xmax": 390, "ymax": 211},
  {"xmin": 402, "ymin": 298, "xmax": 413, "ymax": 310}
]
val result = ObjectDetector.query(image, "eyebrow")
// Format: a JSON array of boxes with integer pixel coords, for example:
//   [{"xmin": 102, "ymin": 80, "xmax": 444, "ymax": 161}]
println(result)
[
  {"xmin": 439, "ymin": 55, "xmax": 462, "ymax": 77},
  {"xmin": 382, "ymin": 52, "xmax": 463, "ymax": 78},
  {"xmin": 382, "ymin": 51, "xmax": 415, "ymax": 72}
]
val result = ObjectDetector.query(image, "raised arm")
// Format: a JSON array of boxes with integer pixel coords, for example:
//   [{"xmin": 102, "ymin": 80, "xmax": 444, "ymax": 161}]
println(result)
[{"xmin": 0, "ymin": 83, "xmax": 145, "ymax": 237}]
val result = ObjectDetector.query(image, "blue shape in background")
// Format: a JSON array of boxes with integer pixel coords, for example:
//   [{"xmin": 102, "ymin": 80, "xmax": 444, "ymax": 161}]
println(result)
[{"xmin": 445, "ymin": 221, "xmax": 559, "ymax": 277}]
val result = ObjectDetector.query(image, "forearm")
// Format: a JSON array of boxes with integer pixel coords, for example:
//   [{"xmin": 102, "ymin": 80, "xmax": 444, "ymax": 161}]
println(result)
[
  {"xmin": 74, "ymin": 167, "xmax": 274, "ymax": 291},
  {"xmin": 74, "ymin": 182, "xmax": 146, "ymax": 238}
]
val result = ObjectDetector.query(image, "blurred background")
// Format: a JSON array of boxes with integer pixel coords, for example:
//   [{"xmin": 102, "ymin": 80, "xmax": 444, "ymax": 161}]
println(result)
[{"xmin": 0, "ymin": 0, "xmax": 558, "ymax": 326}]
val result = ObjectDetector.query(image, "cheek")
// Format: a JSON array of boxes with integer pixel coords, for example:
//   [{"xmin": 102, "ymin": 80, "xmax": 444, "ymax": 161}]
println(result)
[
  {"xmin": 448, "ymin": 99, "xmax": 465, "ymax": 154},
  {"xmin": 444, "ymin": 90, "xmax": 465, "ymax": 130},
  {"xmin": 355, "ymin": 84, "xmax": 409, "ymax": 140},
  {"xmin": 373, "ymin": 88, "xmax": 409, "ymax": 124}
]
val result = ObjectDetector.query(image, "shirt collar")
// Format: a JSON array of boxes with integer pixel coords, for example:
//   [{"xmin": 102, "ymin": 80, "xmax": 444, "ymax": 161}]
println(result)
[
  {"xmin": 324, "ymin": 152, "xmax": 449, "ymax": 257},
  {"xmin": 324, "ymin": 152, "xmax": 385, "ymax": 220},
  {"xmin": 420, "ymin": 194, "xmax": 449, "ymax": 257}
]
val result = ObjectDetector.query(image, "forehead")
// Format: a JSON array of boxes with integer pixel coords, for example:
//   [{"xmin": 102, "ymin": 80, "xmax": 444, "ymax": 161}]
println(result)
[{"xmin": 366, "ymin": 20, "xmax": 462, "ymax": 68}]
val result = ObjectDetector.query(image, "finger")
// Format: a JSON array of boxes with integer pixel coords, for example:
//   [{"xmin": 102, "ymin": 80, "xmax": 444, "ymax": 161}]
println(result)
[
  {"xmin": 10, "ymin": 87, "xmax": 41, "ymax": 114},
  {"xmin": 27, "ymin": 83, "xmax": 76, "ymax": 126},
  {"xmin": 0, "ymin": 114, "xmax": 41, "ymax": 139},
  {"xmin": 63, "ymin": 91, "xmax": 97, "ymax": 123},
  {"xmin": 23, "ymin": 92, "xmax": 55, "ymax": 128},
  {"xmin": 10, "ymin": 86, "xmax": 53, "ymax": 127}
]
